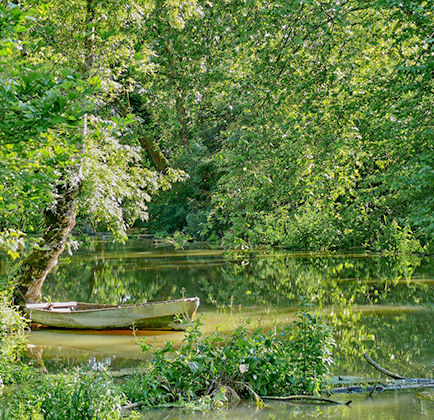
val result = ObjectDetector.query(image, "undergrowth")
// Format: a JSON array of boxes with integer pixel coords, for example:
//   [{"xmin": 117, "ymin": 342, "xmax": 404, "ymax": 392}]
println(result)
[
  {"xmin": 124, "ymin": 311, "xmax": 335, "ymax": 409},
  {"xmin": 0, "ymin": 368, "xmax": 127, "ymax": 420},
  {"xmin": 0, "ymin": 290, "xmax": 334, "ymax": 417},
  {"xmin": 0, "ymin": 288, "xmax": 29, "ymax": 387}
]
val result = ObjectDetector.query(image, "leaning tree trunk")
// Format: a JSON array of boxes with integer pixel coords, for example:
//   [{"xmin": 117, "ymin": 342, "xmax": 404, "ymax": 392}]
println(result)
[
  {"xmin": 13, "ymin": 0, "xmax": 96, "ymax": 307},
  {"xmin": 13, "ymin": 183, "xmax": 80, "ymax": 306},
  {"xmin": 138, "ymin": 134, "xmax": 170, "ymax": 173}
]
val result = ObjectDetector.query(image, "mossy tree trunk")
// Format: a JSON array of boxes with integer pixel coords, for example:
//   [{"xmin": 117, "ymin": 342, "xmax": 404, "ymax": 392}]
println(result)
[
  {"xmin": 13, "ymin": 0, "xmax": 96, "ymax": 306},
  {"xmin": 138, "ymin": 134, "xmax": 170, "ymax": 173},
  {"xmin": 13, "ymin": 183, "xmax": 80, "ymax": 306}
]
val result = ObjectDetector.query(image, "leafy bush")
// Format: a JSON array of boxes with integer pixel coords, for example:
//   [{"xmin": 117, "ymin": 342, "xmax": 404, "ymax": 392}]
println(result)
[
  {"xmin": 256, "ymin": 206, "xmax": 342, "ymax": 250},
  {"xmin": 0, "ymin": 384, "xmax": 42, "ymax": 420},
  {"xmin": 0, "ymin": 290, "xmax": 29, "ymax": 386},
  {"xmin": 124, "ymin": 312, "xmax": 334, "ymax": 409},
  {"xmin": 39, "ymin": 369, "xmax": 125, "ymax": 419},
  {"xmin": 2, "ymin": 369, "xmax": 126, "ymax": 420},
  {"xmin": 372, "ymin": 219, "xmax": 422, "ymax": 254}
]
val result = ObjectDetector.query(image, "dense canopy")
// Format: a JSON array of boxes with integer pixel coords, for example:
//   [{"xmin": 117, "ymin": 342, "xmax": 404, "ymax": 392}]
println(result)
[{"xmin": 1, "ymin": 0, "xmax": 434, "ymax": 270}]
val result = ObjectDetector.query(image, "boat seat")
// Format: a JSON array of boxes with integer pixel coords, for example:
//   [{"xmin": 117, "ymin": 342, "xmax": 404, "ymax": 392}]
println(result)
[{"xmin": 26, "ymin": 302, "xmax": 78, "ymax": 311}]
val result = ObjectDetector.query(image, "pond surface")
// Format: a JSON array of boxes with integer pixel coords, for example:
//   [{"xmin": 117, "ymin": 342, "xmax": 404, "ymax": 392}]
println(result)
[
  {"xmin": 3, "ymin": 237, "xmax": 434, "ymax": 418},
  {"xmin": 138, "ymin": 390, "xmax": 434, "ymax": 420}
]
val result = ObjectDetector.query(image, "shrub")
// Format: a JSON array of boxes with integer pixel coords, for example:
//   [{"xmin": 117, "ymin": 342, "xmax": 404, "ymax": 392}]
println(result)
[
  {"xmin": 1, "ymin": 368, "xmax": 127, "ymax": 419},
  {"xmin": 39, "ymin": 369, "xmax": 126, "ymax": 420},
  {"xmin": 124, "ymin": 312, "xmax": 334, "ymax": 409},
  {"xmin": 371, "ymin": 219, "xmax": 423, "ymax": 254},
  {"xmin": 0, "ymin": 290, "xmax": 29, "ymax": 386}
]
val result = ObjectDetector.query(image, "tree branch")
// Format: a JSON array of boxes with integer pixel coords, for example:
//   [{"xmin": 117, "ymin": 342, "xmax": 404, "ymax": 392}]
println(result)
[
  {"xmin": 263, "ymin": 395, "xmax": 352, "ymax": 405},
  {"xmin": 363, "ymin": 352, "xmax": 406, "ymax": 380}
]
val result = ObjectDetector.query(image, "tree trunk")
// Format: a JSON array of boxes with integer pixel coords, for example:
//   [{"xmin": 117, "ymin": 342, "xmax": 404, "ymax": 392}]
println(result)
[
  {"xmin": 13, "ymin": 183, "xmax": 80, "ymax": 306},
  {"xmin": 166, "ymin": 45, "xmax": 190, "ymax": 146},
  {"xmin": 13, "ymin": 0, "xmax": 96, "ymax": 306},
  {"xmin": 138, "ymin": 134, "xmax": 170, "ymax": 173}
]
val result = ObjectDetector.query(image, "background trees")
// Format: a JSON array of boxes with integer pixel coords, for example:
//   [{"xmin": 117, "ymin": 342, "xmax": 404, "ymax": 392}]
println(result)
[
  {"xmin": 142, "ymin": 0, "xmax": 434, "ymax": 251},
  {"xmin": 2, "ymin": 0, "xmax": 434, "ymax": 297}
]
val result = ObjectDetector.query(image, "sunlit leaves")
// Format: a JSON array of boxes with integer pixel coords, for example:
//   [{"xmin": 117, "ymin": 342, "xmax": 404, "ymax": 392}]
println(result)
[
  {"xmin": 1, "ymin": 0, "xmax": 195, "ymax": 251},
  {"xmin": 0, "ymin": 3, "xmax": 93, "ymax": 244},
  {"xmin": 192, "ymin": 0, "xmax": 434, "ymax": 250},
  {"xmin": 2, "ymin": 0, "xmax": 434, "ymax": 253},
  {"xmin": 79, "ymin": 116, "xmax": 188, "ymax": 241}
]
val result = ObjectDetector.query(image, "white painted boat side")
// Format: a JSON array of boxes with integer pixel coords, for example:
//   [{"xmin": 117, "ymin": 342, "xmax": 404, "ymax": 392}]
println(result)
[{"xmin": 25, "ymin": 297, "xmax": 200, "ymax": 330}]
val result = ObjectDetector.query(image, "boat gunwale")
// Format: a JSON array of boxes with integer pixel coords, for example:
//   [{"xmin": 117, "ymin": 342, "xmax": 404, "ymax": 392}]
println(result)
[{"xmin": 25, "ymin": 297, "xmax": 200, "ymax": 314}]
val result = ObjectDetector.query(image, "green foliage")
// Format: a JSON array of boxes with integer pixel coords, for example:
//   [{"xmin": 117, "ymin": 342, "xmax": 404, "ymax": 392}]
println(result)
[
  {"xmin": 1, "ymin": 368, "xmax": 126, "ymax": 420},
  {"xmin": 5, "ymin": 0, "xmax": 433, "ymax": 253},
  {"xmin": 124, "ymin": 313, "xmax": 334, "ymax": 409},
  {"xmin": 130, "ymin": 0, "xmax": 434, "ymax": 252},
  {"xmin": 0, "ymin": 230, "xmax": 26, "ymax": 260},
  {"xmin": 39, "ymin": 369, "xmax": 125, "ymax": 420},
  {"xmin": 372, "ymin": 219, "xmax": 422, "ymax": 254},
  {"xmin": 0, "ymin": 290, "xmax": 28, "ymax": 386},
  {"xmin": 146, "ymin": 140, "xmax": 221, "ymax": 240},
  {"xmin": 0, "ymin": 1, "xmax": 93, "ymax": 240},
  {"xmin": 79, "ymin": 116, "xmax": 188, "ymax": 242},
  {"xmin": 1, "ymin": 0, "xmax": 191, "ymax": 252}
]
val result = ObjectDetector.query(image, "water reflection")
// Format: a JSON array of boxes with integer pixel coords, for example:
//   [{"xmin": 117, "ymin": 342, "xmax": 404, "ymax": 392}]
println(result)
[
  {"xmin": 39, "ymin": 240, "xmax": 432, "ymax": 310},
  {"xmin": 138, "ymin": 392, "xmax": 433, "ymax": 420},
  {"xmin": 2, "ymin": 239, "xmax": 434, "ymax": 380}
]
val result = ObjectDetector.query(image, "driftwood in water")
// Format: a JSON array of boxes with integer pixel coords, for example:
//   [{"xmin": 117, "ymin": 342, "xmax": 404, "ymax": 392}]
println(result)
[
  {"xmin": 363, "ymin": 352, "xmax": 406, "ymax": 379},
  {"xmin": 332, "ymin": 380, "xmax": 434, "ymax": 394},
  {"xmin": 331, "ymin": 353, "xmax": 433, "ymax": 395},
  {"xmin": 263, "ymin": 395, "xmax": 352, "ymax": 405},
  {"xmin": 121, "ymin": 393, "xmax": 351, "ymax": 411}
]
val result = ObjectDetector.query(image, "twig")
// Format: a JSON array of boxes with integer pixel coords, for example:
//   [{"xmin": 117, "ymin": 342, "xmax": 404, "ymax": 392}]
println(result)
[
  {"xmin": 234, "ymin": 381, "xmax": 266, "ymax": 407},
  {"xmin": 121, "ymin": 401, "xmax": 142, "ymax": 411},
  {"xmin": 363, "ymin": 353, "xmax": 406, "ymax": 379},
  {"xmin": 263, "ymin": 395, "xmax": 351, "ymax": 405}
]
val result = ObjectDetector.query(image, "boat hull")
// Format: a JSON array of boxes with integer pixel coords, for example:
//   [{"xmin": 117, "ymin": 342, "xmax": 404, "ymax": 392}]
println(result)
[{"xmin": 25, "ymin": 298, "xmax": 200, "ymax": 330}]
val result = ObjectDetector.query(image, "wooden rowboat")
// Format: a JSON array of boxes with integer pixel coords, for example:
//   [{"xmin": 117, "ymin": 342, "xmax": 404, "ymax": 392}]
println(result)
[{"xmin": 25, "ymin": 297, "xmax": 200, "ymax": 330}]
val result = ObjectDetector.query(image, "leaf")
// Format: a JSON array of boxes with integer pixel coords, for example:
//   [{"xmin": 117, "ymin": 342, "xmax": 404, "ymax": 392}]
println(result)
[
  {"xmin": 188, "ymin": 361, "xmax": 200, "ymax": 373},
  {"xmin": 239, "ymin": 363, "xmax": 249, "ymax": 373},
  {"xmin": 7, "ymin": 249, "xmax": 20, "ymax": 260}
]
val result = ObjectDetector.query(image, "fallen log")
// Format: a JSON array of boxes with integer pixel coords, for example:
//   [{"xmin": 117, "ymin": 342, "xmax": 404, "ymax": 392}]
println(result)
[
  {"xmin": 332, "ymin": 381, "xmax": 434, "ymax": 394},
  {"xmin": 330, "ymin": 353, "xmax": 434, "ymax": 395},
  {"xmin": 263, "ymin": 395, "xmax": 352, "ymax": 405}
]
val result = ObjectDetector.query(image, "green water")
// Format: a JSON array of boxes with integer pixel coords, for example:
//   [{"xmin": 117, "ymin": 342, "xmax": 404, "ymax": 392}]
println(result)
[
  {"xmin": 3, "ymin": 238, "xmax": 434, "ymax": 418},
  {"xmin": 138, "ymin": 391, "xmax": 434, "ymax": 420}
]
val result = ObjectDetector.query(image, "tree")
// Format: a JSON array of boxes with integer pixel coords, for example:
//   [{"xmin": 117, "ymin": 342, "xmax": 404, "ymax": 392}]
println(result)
[
  {"xmin": 1, "ymin": 1, "xmax": 93, "ymax": 303},
  {"xmin": 141, "ymin": 0, "xmax": 434, "ymax": 251},
  {"xmin": 1, "ymin": 0, "xmax": 190, "ymax": 304}
]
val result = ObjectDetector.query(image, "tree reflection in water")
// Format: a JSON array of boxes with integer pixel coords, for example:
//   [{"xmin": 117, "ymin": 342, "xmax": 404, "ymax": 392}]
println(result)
[{"xmin": 3, "ymin": 238, "xmax": 433, "ymax": 378}]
